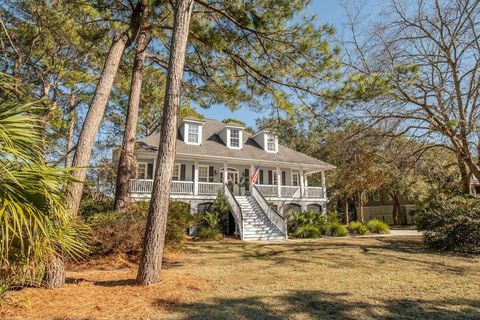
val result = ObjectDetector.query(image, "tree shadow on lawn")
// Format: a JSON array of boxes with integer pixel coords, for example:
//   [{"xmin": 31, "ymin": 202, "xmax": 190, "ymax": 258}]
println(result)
[
  {"xmin": 185, "ymin": 238, "xmax": 475, "ymax": 275},
  {"xmin": 155, "ymin": 290, "xmax": 480, "ymax": 320}
]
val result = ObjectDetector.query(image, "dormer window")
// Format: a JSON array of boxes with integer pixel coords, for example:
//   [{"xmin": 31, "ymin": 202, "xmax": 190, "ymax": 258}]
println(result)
[
  {"xmin": 180, "ymin": 117, "xmax": 205, "ymax": 145},
  {"xmin": 230, "ymin": 129, "xmax": 240, "ymax": 148},
  {"xmin": 266, "ymin": 133, "xmax": 277, "ymax": 152},
  {"xmin": 187, "ymin": 123, "xmax": 200, "ymax": 144},
  {"xmin": 218, "ymin": 123, "xmax": 244, "ymax": 149}
]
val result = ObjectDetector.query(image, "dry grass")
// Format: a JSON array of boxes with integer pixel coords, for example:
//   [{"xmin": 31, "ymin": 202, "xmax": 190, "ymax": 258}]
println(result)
[{"xmin": 1, "ymin": 236, "xmax": 480, "ymax": 319}]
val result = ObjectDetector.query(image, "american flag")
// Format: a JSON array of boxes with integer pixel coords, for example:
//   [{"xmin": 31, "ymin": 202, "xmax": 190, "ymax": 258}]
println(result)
[{"xmin": 250, "ymin": 165, "xmax": 260, "ymax": 184}]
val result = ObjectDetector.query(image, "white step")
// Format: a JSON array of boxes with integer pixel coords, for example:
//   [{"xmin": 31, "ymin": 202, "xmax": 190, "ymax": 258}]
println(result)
[{"xmin": 234, "ymin": 195, "xmax": 286, "ymax": 241}]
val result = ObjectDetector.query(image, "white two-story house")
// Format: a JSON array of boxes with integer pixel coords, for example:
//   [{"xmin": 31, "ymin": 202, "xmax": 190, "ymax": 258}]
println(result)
[{"xmin": 128, "ymin": 117, "xmax": 335, "ymax": 240}]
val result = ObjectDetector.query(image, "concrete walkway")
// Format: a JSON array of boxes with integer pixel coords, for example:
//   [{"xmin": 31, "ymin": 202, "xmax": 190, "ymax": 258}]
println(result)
[{"xmin": 357, "ymin": 228, "xmax": 421, "ymax": 238}]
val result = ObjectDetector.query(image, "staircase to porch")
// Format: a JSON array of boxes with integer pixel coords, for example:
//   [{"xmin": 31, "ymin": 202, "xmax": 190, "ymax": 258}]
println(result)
[{"xmin": 235, "ymin": 196, "xmax": 286, "ymax": 241}]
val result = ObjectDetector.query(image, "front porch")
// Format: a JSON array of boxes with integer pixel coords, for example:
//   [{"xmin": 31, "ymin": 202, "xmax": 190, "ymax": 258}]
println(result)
[
  {"xmin": 131, "ymin": 156, "xmax": 327, "ymax": 202},
  {"xmin": 129, "ymin": 180, "xmax": 326, "ymax": 200}
]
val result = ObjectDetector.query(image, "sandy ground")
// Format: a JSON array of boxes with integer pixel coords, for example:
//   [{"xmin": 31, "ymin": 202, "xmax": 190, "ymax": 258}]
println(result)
[{"xmin": 1, "ymin": 236, "xmax": 479, "ymax": 320}]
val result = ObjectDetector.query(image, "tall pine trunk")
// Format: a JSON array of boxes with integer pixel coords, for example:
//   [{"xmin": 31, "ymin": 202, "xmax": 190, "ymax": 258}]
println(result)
[
  {"xmin": 44, "ymin": 2, "xmax": 147, "ymax": 289},
  {"xmin": 136, "ymin": 0, "xmax": 194, "ymax": 286},
  {"xmin": 114, "ymin": 30, "xmax": 150, "ymax": 212},
  {"xmin": 66, "ymin": 32, "xmax": 129, "ymax": 216}
]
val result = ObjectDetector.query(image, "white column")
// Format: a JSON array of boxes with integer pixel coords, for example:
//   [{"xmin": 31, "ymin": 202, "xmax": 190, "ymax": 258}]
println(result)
[
  {"xmin": 276, "ymin": 166, "xmax": 281, "ymax": 197},
  {"xmin": 223, "ymin": 162, "xmax": 228, "ymax": 183},
  {"xmin": 299, "ymin": 169, "xmax": 305, "ymax": 198},
  {"xmin": 193, "ymin": 160, "xmax": 199, "ymax": 195},
  {"xmin": 321, "ymin": 170, "xmax": 326, "ymax": 198}
]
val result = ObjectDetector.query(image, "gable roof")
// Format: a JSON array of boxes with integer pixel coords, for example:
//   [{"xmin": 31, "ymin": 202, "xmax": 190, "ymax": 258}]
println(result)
[{"xmin": 137, "ymin": 118, "xmax": 335, "ymax": 170}]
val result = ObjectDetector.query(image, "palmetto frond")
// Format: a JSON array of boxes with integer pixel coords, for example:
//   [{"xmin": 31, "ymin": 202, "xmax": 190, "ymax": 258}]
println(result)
[{"xmin": 0, "ymin": 75, "xmax": 89, "ymax": 285}]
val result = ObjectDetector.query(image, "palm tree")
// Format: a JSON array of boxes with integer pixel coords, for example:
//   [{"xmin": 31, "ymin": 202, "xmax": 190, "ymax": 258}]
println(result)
[{"xmin": 0, "ymin": 74, "xmax": 89, "ymax": 289}]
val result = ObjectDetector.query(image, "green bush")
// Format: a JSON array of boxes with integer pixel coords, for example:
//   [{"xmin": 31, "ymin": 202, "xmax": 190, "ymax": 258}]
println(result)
[
  {"xmin": 324, "ymin": 221, "xmax": 348, "ymax": 237},
  {"xmin": 79, "ymin": 193, "xmax": 114, "ymax": 221},
  {"xmin": 327, "ymin": 211, "xmax": 340, "ymax": 223},
  {"xmin": 366, "ymin": 219, "xmax": 390, "ymax": 234},
  {"xmin": 195, "ymin": 212, "xmax": 223, "ymax": 240},
  {"xmin": 348, "ymin": 221, "xmax": 370, "ymax": 235},
  {"xmin": 195, "ymin": 226, "xmax": 222, "ymax": 240},
  {"xmin": 416, "ymin": 195, "xmax": 480, "ymax": 254},
  {"xmin": 288, "ymin": 210, "xmax": 326, "ymax": 238}
]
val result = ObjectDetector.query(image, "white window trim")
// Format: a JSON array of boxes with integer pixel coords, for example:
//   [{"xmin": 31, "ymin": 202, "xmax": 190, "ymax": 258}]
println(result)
[
  {"xmin": 172, "ymin": 163, "xmax": 181, "ymax": 181},
  {"xmin": 185, "ymin": 123, "xmax": 202, "ymax": 145},
  {"xmin": 198, "ymin": 165, "xmax": 209, "ymax": 182},
  {"xmin": 291, "ymin": 171, "xmax": 299, "ymax": 187},
  {"xmin": 136, "ymin": 162, "xmax": 148, "ymax": 179},
  {"xmin": 227, "ymin": 128, "xmax": 242, "ymax": 149},
  {"xmin": 264, "ymin": 133, "xmax": 278, "ymax": 153}
]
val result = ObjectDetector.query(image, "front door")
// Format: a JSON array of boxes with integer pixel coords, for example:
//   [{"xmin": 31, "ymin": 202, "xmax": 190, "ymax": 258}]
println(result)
[
  {"xmin": 220, "ymin": 168, "xmax": 240, "ymax": 194},
  {"xmin": 220, "ymin": 168, "xmax": 239, "ymax": 184}
]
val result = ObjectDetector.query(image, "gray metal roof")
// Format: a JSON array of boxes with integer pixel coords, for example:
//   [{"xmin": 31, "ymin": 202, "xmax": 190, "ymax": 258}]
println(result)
[{"xmin": 137, "ymin": 118, "xmax": 335, "ymax": 170}]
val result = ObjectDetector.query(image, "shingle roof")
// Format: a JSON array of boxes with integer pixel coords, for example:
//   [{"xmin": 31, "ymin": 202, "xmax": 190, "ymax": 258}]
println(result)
[{"xmin": 137, "ymin": 118, "xmax": 335, "ymax": 170}]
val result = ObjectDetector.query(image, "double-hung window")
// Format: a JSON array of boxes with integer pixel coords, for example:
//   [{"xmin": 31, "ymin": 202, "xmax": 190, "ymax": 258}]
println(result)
[
  {"xmin": 136, "ymin": 162, "xmax": 147, "ymax": 179},
  {"xmin": 172, "ymin": 163, "xmax": 180, "ymax": 181},
  {"xmin": 230, "ymin": 129, "xmax": 240, "ymax": 148},
  {"xmin": 292, "ymin": 172, "xmax": 299, "ymax": 186},
  {"xmin": 198, "ymin": 165, "xmax": 209, "ymax": 182},
  {"xmin": 266, "ymin": 133, "xmax": 276, "ymax": 152},
  {"xmin": 188, "ymin": 124, "xmax": 200, "ymax": 144}
]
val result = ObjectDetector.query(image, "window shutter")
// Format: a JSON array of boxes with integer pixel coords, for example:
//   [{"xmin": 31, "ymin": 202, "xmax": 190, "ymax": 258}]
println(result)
[
  {"xmin": 180, "ymin": 164, "xmax": 186, "ymax": 181},
  {"xmin": 259, "ymin": 170, "xmax": 264, "ymax": 184},
  {"xmin": 147, "ymin": 163, "xmax": 154, "ymax": 179},
  {"xmin": 244, "ymin": 169, "xmax": 249, "ymax": 180},
  {"xmin": 209, "ymin": 166, "xmax": 214, "ymax": 182},
  {"xmin": 282, "ymin": 171, "xmax": 286, "ymax": 185},
  {"xmin": 191, "ymin": 165, "xmax": 195, "ymax": 181},
  {"xmin": 268, "ymin": 170, "xmax": 273, "ymax": 185}
]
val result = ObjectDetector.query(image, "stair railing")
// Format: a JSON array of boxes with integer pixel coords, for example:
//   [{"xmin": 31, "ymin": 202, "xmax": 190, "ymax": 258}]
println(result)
[
  {"xmin": 251, "ymin": 184, "xmax": 288, "ymax": 239},
  {"xmin": 223, "ymin": 183, "xmax": 244, "ymax": 240}
]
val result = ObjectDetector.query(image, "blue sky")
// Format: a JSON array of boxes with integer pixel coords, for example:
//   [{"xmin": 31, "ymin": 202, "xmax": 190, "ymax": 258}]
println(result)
[{"xmin": 194, "ymin": 0, "xmax": 348, "ymax": 128}]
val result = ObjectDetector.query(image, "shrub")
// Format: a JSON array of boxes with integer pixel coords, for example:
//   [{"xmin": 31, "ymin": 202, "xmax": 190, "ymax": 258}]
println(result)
[
  {"xmin": 293, "ymin": 224, "xmax": 322, "ymax": 238},
  {"xmin": 195, "ymin": 226, "xmax": 222, "ymax": 240},
  {"xmin": 209, "ymin": 192, "xmax": 231, "ymax": 233},
  {"xmin": 324, "ymin": 221, "xmax": 348, "ymax": 237},
  {"xmin": 348, "ymin": 221, "xmax": 369, "ymax": 235},
  {"xmin": 366, "ymin": 219, "xmax": 390, "ymax": 234},
  {"xmin": 327, "ymin": 211, "xmax": 340, "ymax": 223},
  {"xmin": 195, "ymin": 212, "xmax": 223, "ymax": 240},
  {"xmin": 79, "ymin": 193, "xmax": 114, "ymax": 221},
  {"xmin": 89, "ymin": 200, "xmax": 198, "ymax": 255},
  {"xmin": 288, "ymin": 210, "xmax": 326, "ymax": 238},
  {"xmin": 416, "ymin": 195, "xmax": 480, "ymax": 254}
]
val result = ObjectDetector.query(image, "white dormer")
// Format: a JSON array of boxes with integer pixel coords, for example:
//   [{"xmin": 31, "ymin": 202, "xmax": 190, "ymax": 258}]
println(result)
[
  {"xmin": 179, "ymin": 117, "xmax": 205, "ymax": 145},
  {"xmin": 218, "ymin": 122, "xmax": 245, "ymax": 149},
  {"xmin": 251, "ymin": 130, "xmax": 278, "ymax": 153}
]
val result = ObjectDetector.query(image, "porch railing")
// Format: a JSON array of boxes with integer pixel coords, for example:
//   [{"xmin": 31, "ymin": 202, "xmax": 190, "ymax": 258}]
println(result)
[
  {"xmin": 129, "ymin": 179, "xmax": 153, "ymax": 193},
  {"xmin": 129, "ymin": 179, "xmax": 326, "ymax": 199},
  {"xmin": 130, "ymin": 179, "xmax": 223, "ymax": 196},
  {"xmin": 223, "ymin": 183, "xmax": 244, "ymax": 240},
  {"xmin": 281, "ymin": 185, "xmax": 301, "ymax": 197},
  {"xmin": 171, "ymin": 181, "xmax": 194, "ymax": 194},
  {"xmin": 304, "ymin": 187, "xmax": 325, "ymax": 198},
  {"xmin": 255, "ymin": 184, "xmax": 277, "ymax": 197},
  {"xmin": 251, "ymin": 184, "xmax": 287, "ymax": 239},
  {"xmin": 198, "ymin": 182, "xmax": 223, "ymax": 195}
]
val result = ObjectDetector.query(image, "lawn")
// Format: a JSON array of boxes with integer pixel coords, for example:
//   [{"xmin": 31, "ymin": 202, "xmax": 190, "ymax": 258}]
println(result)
[{"xmin": 1, "ymin": 236, "xmax": 479, "ymax": 320}]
